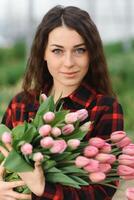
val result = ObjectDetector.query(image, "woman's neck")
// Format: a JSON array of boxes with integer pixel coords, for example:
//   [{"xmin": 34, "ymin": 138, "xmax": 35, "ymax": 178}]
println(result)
[{"xmin": 49, "ymin": 84, "xmax": 78, "ymax": 102}]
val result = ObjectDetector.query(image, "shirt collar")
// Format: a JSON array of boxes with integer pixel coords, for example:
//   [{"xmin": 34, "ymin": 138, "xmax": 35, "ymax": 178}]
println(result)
[
  {"xmin": 68, "ymin": 80, "xmax": 97, "ymax": 108},
  {"xmin": 42, "ymin": 79, "xmax": 97, "ymax": 108}
]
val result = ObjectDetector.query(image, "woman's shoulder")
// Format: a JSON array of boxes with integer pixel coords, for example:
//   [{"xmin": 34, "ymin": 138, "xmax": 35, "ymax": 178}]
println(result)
[
  {"xmin": 93, "ymin": 94, "xmax": 123, "ymax": 113},
  {"xmin": 9, "ymin": 90, "xmax": 39, "ymax": 110},
  {"xmin": 96, "ymin": 94, "xmax": 120, "ymax": 106}
]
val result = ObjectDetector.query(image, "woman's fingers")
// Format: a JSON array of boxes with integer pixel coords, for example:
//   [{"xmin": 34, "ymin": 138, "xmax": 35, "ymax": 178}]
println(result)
[
  {"xmin": 6, "ymin": 180, "xmax": 26, "ymax": 189},
  {"xmin": 2, "ymin": 197, "xmax": 17, "ymax": 200},
  {"xmin": 0, "ymin": 165, "xmax": 5, "ymax": 181},
  {"xmin": 5, "ymin": 143, "xmax": 12, "ymax": 152},
  {"xmin": 8, "ymin": 190, "xmax": 31, "ymax": 200},
  {"xmin": 0, "ymin": 146, "xmax": 9, "ymax": 157}
]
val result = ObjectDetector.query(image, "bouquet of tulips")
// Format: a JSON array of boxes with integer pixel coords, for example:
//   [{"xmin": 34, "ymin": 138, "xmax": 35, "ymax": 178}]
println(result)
[{"xmin": 0, "ymin": 94, "xmax": 134, "ymax": 199}]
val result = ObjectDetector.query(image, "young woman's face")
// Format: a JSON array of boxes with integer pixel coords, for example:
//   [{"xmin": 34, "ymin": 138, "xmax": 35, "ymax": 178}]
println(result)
[{"xmin": 44, "ymin": 26, "xmax": 90, "ymax": 89}]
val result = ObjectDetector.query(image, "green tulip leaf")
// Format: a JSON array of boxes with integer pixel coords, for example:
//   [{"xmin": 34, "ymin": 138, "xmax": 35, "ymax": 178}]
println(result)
[{"xmin": 3, "ymin": 149, "xmax": 33, "ymax": 172}]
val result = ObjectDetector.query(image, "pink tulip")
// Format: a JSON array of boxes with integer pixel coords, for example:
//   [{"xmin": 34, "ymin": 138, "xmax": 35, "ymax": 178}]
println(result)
[
  {"xmin": 40, "ymin": 136, "xmax": 54, "ymax": 148},
  {"xmin": 40, "ymin": 93, "xmax": 47, "ymax": 101},
  {"xmin": 38, "ymin": 124, "xmax": 52, "ymax": 137},
  {"xmin": 67, "ymin": 139, "xmax": 80, "ymax": 150},
  {"xmin": 88, "ymin": 137, "xmax": 105, "ymax": 148},
  {"xmin": 116, "ymin": 136, "xmax": 132, "ymax": 148},
  {"xmin": 95, "ymin": 153, "xmax": 116, "ymax": 164},
  {"xmin": 43, "ymin": 112, "xmax": 55, "ymax": 123},
  {"xmin": 83, "ymin": 145, "xmax": 99, "ymax": 158},
  {"xmin": 51, "ymin": 127, "xmax": 62, "ymax": 137},
  {"xmin": 33, "ymin": 152, "xmax": 44, "ymax": 162},
  {"xmin": 76, "ymin": 109, "xmax": 88, "ymax": 122},
  {"xmin": 84, "ymin": 159, "xmax": 99, "ymax": 173},
  {"xmin": 110, "ymin": 131, "xmax": 126, "ymax": 143},
  {"xmin": 65, "ymin": 112, "xmax": 78, "ymax": 124},
  {"xmin": 75, "ymin": 156, "xmax": 90, "ymax": 168},
  {"xmin": 62, "ymin": 124, "xmax": 75, "ymax": 135},
  {"xmin": 126, "ymin": 187, "xmax": 134, "ymax": 200},
  {"xmin": 99, "ymin": 163, "xmax": 111, "ymax": 173},
  {"xmin": 118, "ymin": 154, "xmax": 134, "ymax": 167},
  {"xmin": 89, "ymin": 172, "xmax": 106, "ymax": 183},
  {"xmin": 21, "ymin": 143, "xmax": 33, "ymax": 155},
  {"xmin": 122, "ymin": 144, "xmax": 134, "ymax": 156},
  {"xmin": 108, "ymin": 154, "xmax": 116, "ymax": 164},
  {"xmin": 50, "ymin": 139, "xmax": 67, "ymax": 154},
  {"xmin": 2, "ymin": 132, "xmax": 12, "ymax": 144},
  {"xmin": 121, "ymin": 175, "xmax": 134, "ymax": 180},
  {"xmin": 100, "ymin": 142, "xmax": 112, "ymax": 153},
  {"xmin": 80, "ymin": 121, "xmax": 92, "ymax": 132},
  {"xmin": 117, "ymin": 165, "xmax": 134, "ymax": 176}
]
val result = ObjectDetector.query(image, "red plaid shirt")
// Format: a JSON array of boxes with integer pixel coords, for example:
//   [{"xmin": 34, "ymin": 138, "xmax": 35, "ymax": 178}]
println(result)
[{"xmin": 2, "ymin": 80, "xmax": 124, "ymax": 200}]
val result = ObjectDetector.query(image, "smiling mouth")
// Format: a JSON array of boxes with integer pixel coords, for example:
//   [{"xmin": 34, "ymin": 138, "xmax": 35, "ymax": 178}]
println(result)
[
  {"xmin": 61, "ymin": 71, "xmax": 78, "ymax": 75},
  {"xmin": 60, "ymin": 71, "xmax": 78, "ymax": 77}
]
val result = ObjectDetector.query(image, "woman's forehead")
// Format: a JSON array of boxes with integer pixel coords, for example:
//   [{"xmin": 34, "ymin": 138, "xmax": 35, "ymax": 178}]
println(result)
[{"xmin": 47, "ymin": 26, "xmax": 85, "ymax": 47}]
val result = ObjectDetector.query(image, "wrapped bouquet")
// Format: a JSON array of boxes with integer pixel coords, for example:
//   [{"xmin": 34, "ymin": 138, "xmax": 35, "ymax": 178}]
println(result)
[{"xmin": 0, "ymin": 94, "xmax": 134, "ymax": 199}]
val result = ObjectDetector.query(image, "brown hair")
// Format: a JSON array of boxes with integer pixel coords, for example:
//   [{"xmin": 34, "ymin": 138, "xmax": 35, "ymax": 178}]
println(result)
[{"xmin": 22, "ymin": 5, "xmax": 115, "ymax": 98}]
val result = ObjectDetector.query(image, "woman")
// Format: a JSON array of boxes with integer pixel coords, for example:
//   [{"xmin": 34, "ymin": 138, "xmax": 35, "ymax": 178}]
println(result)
[{"xmin": 0, "ymin": 5, "xmax": 123, "ymax": 200}]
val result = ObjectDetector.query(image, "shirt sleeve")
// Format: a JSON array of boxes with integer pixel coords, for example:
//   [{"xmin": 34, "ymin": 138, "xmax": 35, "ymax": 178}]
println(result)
[
  {"xmin": 1, "ymin": 101, "xmax": 13, "ymax": 129},
  {"xmin": 89, "ymin": 96, "xmax": 124, "ymax": 139}
]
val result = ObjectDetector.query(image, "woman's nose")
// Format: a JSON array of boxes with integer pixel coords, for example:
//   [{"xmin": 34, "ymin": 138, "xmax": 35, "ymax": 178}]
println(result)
[{"xmin": 63, "ymin": 53, "xmax": 74, "ymax": 67}]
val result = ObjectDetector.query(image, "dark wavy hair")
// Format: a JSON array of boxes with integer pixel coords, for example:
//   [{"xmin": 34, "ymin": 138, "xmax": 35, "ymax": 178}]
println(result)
[{"xmin": 22, "ymin": 5, "xmax": 115, "ymax": 97}]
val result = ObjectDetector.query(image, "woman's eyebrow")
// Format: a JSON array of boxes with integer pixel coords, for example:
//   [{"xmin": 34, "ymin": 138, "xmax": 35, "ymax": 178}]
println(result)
[{"xmin": 73, "ymin": 43, "xmax": 86, "ymax": 48}]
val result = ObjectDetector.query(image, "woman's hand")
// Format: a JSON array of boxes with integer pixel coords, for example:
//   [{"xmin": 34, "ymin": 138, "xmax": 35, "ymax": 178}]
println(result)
[
  {"xmin": 0, "ymin": 164, "xmax": 31, "ymax": 200},
  {"xmin": 18, "ymin": 161, "xmax": 45, "ymax": 196},
  {"xmin": 0, "ymin": 143, "xmax": 45, "ymax": 197}
]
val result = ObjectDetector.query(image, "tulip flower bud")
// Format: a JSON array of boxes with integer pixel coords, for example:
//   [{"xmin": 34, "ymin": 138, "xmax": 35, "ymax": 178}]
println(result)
[
  {"xmin": 21, "ymin": 143, "xmax": 33, "ymax": 155},
  {"xmin": 126, "ymin": 187, "xmax": 134, "ymax": 200},
  {"xmin": 89, "ymin": 137, "xmax": 105, "ymax": 148},
  {"xmin": 122, "ymin": 144, "xmax": 134, "ymax": 156},
  {"xmin": 40, "ymin": 136, "xmax": 54, "ymax": 148},
  {"xmin": 50, "ymin": 139, "xmax": 67, "ymax": 154},
  {"xmin": 62, "ymin": 124, "xmax": 75, "ymax": 135},
  {"xmin": 75, "ymin": 156, "xmax": 90, "ymax": 168},
  {"xmin": 65, "ymin": 112, "xmax": 78, "ymax": 124},
  {"xmin": 100, "ymin": 142, "xmax": 112, "ymax": 153},
  {"xmin": 43, "ymin": 112, "xmax": 55, "ymax": 123},
  {"xmin": 84, "ymin": 159, "xmax": 99, "ymax": 173},
  {"xmin": 2, "ymin": 132, "xmax": 12, "ymax": 144},
  {"xmin": 80, "ymin": 121, "xmax": 92, "ymax": 132},
  {"xmin": 110, "ymin": 131, "xmax": 126, "ymax": 143},
  {"xmin": 117, "ymin": 165, "xmax": 134, "ymax": 176},
  {"xmin": 95, "ymin": 153, "xmax": 116, "ymax": 164},
  {"xmin": 99, "ymin": 163, "xmax": 111, "ymax": 173},
  {"xmin": 118, "ymin": 154, "xmax": 134, "ymax": 167},
  {"xmin": 83, "ymin": 145, "xmax": 99, "ymax": 158},
  {"xmin": 51, "ymin": 127, "xmax": 62, "ymax": 137},
  {"xmin": 116, "ymin": 136, "xmax": 132, "ymax": 148},
  {"xmin": 40, "ymin": 93, "xmax": 47, "ymax": 101},
  {"xmin": 121, "ymin": 175, "xmax": 134, "ymax": 180},
  {"xmin": 33, "ymin": 152, "xmax": 44, "ymax": 162},
  {"xmin": 89, "ymin": 172, "xmax": 106, "ymax": 183},
  {"xmin": 76, "ymin": 109, "xmax": 88, "ymax": 122},
  {"xmin": 39, "ymin": 124, "xmax": 52, "ymax": 137},
  {"xmin": 67, "ymin": 139, "xmax": 80, "ymax": 150}
]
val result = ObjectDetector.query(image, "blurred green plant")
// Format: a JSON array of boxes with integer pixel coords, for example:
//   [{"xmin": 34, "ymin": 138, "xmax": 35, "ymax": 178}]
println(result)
[{"xmin": 0, "ymin": 39, "xmax": 26, "ymax": 86}]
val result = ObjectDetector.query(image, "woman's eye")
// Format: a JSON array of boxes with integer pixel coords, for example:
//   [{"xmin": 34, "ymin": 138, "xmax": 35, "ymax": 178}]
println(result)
[
  {"xmin": 52, "ymin": 49, "xmax": 63, "ymax": 55},
  {"xmin": 74, "ymin": 48, "xmax": 86, "ymax": 55}
]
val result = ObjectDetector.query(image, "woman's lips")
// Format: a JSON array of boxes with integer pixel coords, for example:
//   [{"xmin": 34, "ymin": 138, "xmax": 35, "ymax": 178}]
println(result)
[{"xmin": 60, "ymin": 71, "xmax": 78, "ymax": 77}]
